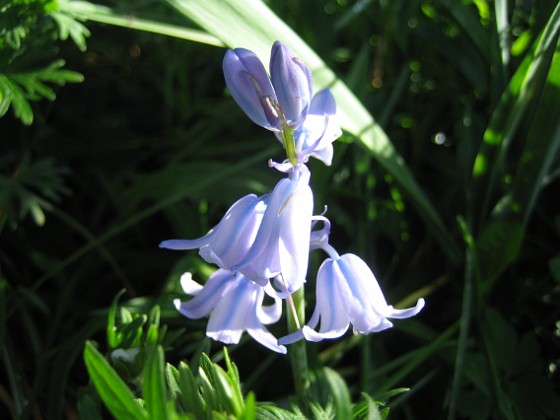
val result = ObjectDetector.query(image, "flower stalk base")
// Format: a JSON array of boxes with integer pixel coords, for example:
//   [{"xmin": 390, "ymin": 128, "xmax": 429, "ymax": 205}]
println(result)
[{"xmin": 286, "ymin": 286, "xmax": 310, "ymax": 398}]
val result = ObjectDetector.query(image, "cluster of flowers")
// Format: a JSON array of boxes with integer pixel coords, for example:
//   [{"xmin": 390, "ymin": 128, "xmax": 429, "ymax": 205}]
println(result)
[{"xmin": 161, "ymin": 41, "xmax": 424, "ymax": 354}]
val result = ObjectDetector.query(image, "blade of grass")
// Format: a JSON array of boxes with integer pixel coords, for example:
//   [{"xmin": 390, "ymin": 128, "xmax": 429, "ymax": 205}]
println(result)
[
  {"xmin": 61, "ymin": 1, "xmax": 224, "ymax": 47},
  {"xmin": 477, "ymin": 35, "xmax": 560, "ymax": 296},
  {"xmin": 470, "ymin": 1, "xmax": 560, "ymax": 230}
]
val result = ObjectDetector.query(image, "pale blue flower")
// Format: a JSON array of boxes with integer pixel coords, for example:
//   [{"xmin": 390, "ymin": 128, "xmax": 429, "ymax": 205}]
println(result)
[
  {"xmin": 223, "ymin": 41, "xmax": 312, "ymax": 132},
  {"xmin": 159, "ymin": 194, "xmax": 266, "ymax": 277},
  {"xmin": 291, "ymin": 88, "xmax": 342, "ymax": 166},
  {"xmin": 174, "ymin": 270, "xmax": 287, "ymax": 354},
  {"xmin": 160, "ymin": 164, "xmax": 313, "ymax": 293},
  {"xmin": 232, "ymin": 163, "xmax": 313, "ymax": 294},
  {"xmin": 279, "ymin": 251, "xmax": 425, "ymax": 344}
]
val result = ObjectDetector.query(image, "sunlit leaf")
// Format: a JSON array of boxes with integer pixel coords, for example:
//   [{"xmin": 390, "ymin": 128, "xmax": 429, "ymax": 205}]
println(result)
[{"xmin": 83, "ymin": 341, "xmax": 148, "ymax": 420}]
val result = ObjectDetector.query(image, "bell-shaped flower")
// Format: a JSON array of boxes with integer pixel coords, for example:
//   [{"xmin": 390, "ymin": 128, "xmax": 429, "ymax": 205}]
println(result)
[
  {"xmin": 159, "ymin": 194, "xmax": 266, "ymax": 271},
  {"xmin": 291, "ymin": 88, "xmax": 342, "ymax": 166},
  {"xmin": 232, "ymin": 163, "xmax": 313, "ymax": 294},
  {"xmin": 279, "ymin": 252, "xmax": 425, "ymax": 345},
  {"xmin": 174, "ymin": 270, "xmax": 287, "ymax": 354},
  {"xmin": 269, "ymin": 41, "xmax": 313, "ymax": 129},
  {"xmin": 223, "ymin": 41, "xmax": 312, "ymax": 132}
]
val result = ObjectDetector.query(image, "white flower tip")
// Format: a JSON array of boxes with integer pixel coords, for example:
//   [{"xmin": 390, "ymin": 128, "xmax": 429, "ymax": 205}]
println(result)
[
  {"xmin": 173, "ymin": 298, "xmax": 182, "ymax": 310},
  {"xmin": 180, "ymin": 272, "xmax": 204, "ymax": 295}
]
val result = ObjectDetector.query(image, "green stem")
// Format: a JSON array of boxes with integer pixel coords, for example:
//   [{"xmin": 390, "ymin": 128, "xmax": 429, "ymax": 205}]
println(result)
[
  {"xmin": 281, "ymin": 126, "xmax": 298, "ymax": 166},
  {"xmin": 286, "ymin": 286, "xmax": 309, "ymax": 398}
]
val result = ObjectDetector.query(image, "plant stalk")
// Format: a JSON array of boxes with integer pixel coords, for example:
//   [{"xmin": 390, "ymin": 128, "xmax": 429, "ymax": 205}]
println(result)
[{"xmin": 286, "ymin": 286, "xmax": 309, "ymax": 398}]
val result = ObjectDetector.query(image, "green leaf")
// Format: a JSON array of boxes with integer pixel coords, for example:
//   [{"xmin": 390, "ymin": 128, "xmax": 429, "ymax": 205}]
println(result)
[
  {"xmin": 475, "ymin": 8, "xmax": 560, "ymax": 292},
  {"xmin": 213, "ymin": 362, "xmax": 244, "ymax": 416},
  {"xmin": 51, "ymin": 9, "xmax": 91, "ymax": 51},
  {"xmin": 178, "ymin": 361, "xmax": 206, "ymax": 418},
  {"xmin": 116, "ymin": 315, "xmax": 146, "ymax": 348},
  {"xmin": 353, "ymin": 393, "xmax": 389, "ymax": 420},
  {"xmin": 61, "ymin": 1, "xmax": 223, "ymax": 47},
  {"xmin": 146, "ymin": 305, "xmax": 161, "ymax": 346},
  {"xmin": 0, "ymin": 60, "xmax": 83, "ymax": 125},
  {"xmin": 322, "ymin": 367, "xmax": 352, "ymax": 420},
  {"xmin": 143, "ymin": 345, "xmax": 170, "ymax": 420},
  {"xmin": 238, "ymin": 392, "xmax": 256, "ymax": 420},
  {"xmin": 107, "ymin": 289, "xmax": 126, "ymax": 349},
  {"xmin": 470, "ymin": 1, "xmax": 560, "ymax": 228},
  {"xmin": 165, "ymin": 363, "xmax": 181, "ymax": 403},
  {"xmin": 83, "ymin": 341, "xmax": 148, "ymax": 420},
  {"xmin": 255, "ymin": 405, "xmax": 301, "ymax": 419}
]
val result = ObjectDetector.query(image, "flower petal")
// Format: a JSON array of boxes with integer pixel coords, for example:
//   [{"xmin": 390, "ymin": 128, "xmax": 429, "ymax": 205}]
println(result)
[
  {"xmin": 246, "ymin": 314, "xmax": 287, "ymax": 354},
  {"xmin": 256, "ymin": 287, "xmax": 283, "ymax": 324},
  {"xmin": 174, "ymin": 269, "xmax": 232, "ymax": 319},
  {"xmin": 384, "ymin": 298, "xmax": 426, "ymax": 319},
  {"xmin": 223, "ymin": 48, "xmax": 281, "ymax": 130},
  {"xmin": 161, "ymin": 194, "xmax": 266, "ymax": 272},
  {"xmin": 199, "ymin": 194, "xmax": 266, "ymax": 268},
  {"xmin": 205, "ymin": 275, "xmax": 256, "ymax": 344},
  {"xmin": 179, "ymin": 272, "xmax": 203, "ymax": 295},
  {"xmin": 312, "ymin": 258, "xmax": 351, "ymax": 336},
  {"xmin": 269, "ymin": 41, "xmax": 312, "ymax": 128},
  {"xmin": 294, "ymin": 90, "xmax": 341, "ymax": 166}
]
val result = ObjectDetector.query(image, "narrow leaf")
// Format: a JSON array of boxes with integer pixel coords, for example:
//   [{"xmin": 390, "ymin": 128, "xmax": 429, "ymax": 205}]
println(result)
[
  {"xmin": 470, "ymin": 1, "xmax": 560, "ymax": 228},
  {"xmin": 83, "ymin": 341, "xmax": 148, "ymax": 420},
  {"xmin": 143, "ymin": 345, "xmax": 169, "ymax": 420}
]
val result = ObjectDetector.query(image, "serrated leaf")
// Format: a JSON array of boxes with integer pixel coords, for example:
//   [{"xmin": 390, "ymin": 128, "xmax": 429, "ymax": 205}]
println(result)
[
  {"xmin": 255, "ymin": 405, "xmax": 301, "ymax": 420},
  {"xmin": 83, "ymin": 341, "xmax": 148, "ymax": 420},
  {"xmin": 51, "ymin": 11, "xmax": 91, "ymax": 51}
]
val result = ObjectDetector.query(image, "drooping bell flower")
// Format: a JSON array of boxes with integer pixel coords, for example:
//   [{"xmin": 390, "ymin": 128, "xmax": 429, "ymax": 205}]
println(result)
[
  {"xmin": 159, "ymin": 194, "xmax": 266, "ymax": 271},
  {"xmin": 279, "ymin": 250, "xmax": 425, "ymax": 345},
  {"xmin": 232, "ymin": 163, "xmax": 313, "ymax": 294},
  {"xmin": 223, "ymin": 41, "xmax": 312, "ymax": 132},
  {"xmin": 174, "ymin": 270, "xmax": 287, "ymax": 354}
]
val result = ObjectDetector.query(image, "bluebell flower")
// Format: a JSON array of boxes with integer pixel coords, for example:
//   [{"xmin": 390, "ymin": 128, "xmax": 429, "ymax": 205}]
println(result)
[
  {"xmin": 232, "ymin": 163, "xmax": 313, "ymax": 294},
  {"xmin": 223, "ymin": 41, "xmax": 312, "ymax": 132},
  {"xmin": 174, "ymin": 270, "xmax": 287, "ymax": 354},
  {"xmin": 279, "ymin": 251, "xmax": 425, "ymax": 344},
  {"xmin": 160, "ymin": 194, "xmax": 266, "ymax": 275},
  {"xmin": 291, "ymin": 88, "xmax": 342, "ymax": 166},
  {"xmin": 160, "ymin": 164, "xmax": 313, "ymax": 293}
]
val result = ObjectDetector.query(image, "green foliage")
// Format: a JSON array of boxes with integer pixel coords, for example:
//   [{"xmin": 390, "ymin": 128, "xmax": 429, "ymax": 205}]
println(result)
[
  {"xmin": 83, "ymin": 297, "xmax": 391, "ymax": 419},
  {"xmin": 0, "ymin": 151, "xmax": 70, "ymax": 229},
  {"xmin": 0, "ymin": 0, "xmax": 87, "ymax": 125},
  {"xmin": 2, "ymin": 0, "xmax": 559, "ymax": 419}
]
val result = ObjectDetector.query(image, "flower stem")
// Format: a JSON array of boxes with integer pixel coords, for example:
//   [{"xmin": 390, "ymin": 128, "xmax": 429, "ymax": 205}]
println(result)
[
  {"xmin": 286, "ymin": 286, "xmax": 309, "ymax": 398},
  {"xmin": 281, "ymin": 126, "xmax": 298, "ymax": 167}
]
